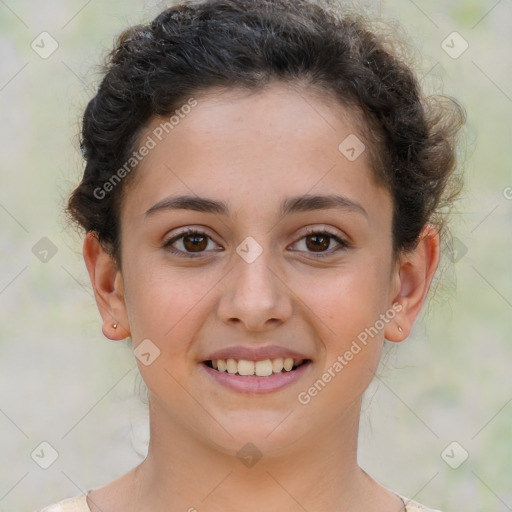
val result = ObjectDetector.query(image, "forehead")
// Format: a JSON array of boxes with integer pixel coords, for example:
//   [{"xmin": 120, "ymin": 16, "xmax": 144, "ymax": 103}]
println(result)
[{"xmin": 121, "ymin": 82, "xmax": 390, "ymax": 224}]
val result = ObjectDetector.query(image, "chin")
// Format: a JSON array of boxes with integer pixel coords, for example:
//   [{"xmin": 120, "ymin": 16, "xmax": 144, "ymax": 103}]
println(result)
[{"xmin": 199, "ymin": 412, "xmax": 308, "ymax": 458}]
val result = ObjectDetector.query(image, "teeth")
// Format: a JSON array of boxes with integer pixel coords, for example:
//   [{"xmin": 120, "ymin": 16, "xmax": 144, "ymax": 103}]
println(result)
[
  {"xmin": 272, "ymin": 358, "xmax": 284, "ymax": 373},
  {"xmin": 255, "ymin": 360, "xmax": 273, "ymax": 376},
  {"xmin": 208, "ymin": 357, "xmax": 305, "ymax": 377},
  {"xmin": 226, "ymin": 358, "xmax": 238, "ymax": 374},
  {"xmin": 283, "ymin": 357, "xmax": 294, "ymax": 371}
]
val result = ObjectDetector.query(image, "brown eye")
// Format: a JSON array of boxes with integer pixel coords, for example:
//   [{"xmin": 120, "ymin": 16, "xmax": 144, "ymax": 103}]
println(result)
[
  {"xmin": 164, "ymin": 229, "xmax": 221, "ymax": 258},
  {"xmin": 305, "ymin": 233, "xmax": 331, "ymax": 252},
  {"xmin": 182, "ymin": 233, "xmax": 208, "ymax": 252},
  {"xmin": 292, "ymin": 229, "xmax": 348, "ymax": 258}
]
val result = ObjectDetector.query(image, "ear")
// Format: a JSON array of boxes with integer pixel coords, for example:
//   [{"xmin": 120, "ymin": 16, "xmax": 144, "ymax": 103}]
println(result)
[
  {"xmin": 83, "ymin": 232, "xmax": 130, "ymax": 341},
  {"xmin": 385, "ymin": 224, "xmax": 440, "ymax": 342}
]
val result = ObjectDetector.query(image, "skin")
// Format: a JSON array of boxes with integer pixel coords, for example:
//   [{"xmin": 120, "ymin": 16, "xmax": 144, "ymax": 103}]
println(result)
[{"xmin": 83, "ymin": 82, "xmax": 439, "ymax": 512}]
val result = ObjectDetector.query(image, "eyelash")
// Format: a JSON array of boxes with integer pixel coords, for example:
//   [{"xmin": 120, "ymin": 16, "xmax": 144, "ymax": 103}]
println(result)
[{"xmin": 163, "ymin": 227, "xmax": 350, "ymax": 259}]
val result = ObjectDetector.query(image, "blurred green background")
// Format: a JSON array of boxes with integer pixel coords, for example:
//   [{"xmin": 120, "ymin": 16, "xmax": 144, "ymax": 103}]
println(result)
[{"xmin": 0, "ymin": 1, "xmax": 511, "ymax": 511}]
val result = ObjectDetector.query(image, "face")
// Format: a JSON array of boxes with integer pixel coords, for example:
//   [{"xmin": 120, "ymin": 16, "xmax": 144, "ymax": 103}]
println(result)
[{"xmin": 114, "ymin": 83, "xmax": 400, "ymax": 455}]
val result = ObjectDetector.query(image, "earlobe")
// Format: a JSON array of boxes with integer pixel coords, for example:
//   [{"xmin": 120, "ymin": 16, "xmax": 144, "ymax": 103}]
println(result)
[
  {"xmin": 83, "ymin": 232, "xmax": 131, "ymax": 340},
  {"xmin": 384, "ymin": 224, "xmax": 440, "ymax": 343}
]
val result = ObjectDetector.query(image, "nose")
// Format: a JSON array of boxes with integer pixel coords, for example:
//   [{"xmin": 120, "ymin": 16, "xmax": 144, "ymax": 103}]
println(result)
[{"xmin": 216, "ymin": 246, "xmax": 293, "ymax": 331}]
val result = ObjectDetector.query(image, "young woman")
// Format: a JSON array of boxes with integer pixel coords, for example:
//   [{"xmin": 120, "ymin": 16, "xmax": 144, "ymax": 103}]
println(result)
[{"xmin": 39, "ymin": 0, "xmax": 465, "ymax": 510}]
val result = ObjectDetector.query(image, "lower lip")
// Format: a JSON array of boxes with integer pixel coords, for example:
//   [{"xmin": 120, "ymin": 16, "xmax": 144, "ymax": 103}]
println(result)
[{"xmin": 201, "ymin": 361, "xmax": 312, "ymax": 394}]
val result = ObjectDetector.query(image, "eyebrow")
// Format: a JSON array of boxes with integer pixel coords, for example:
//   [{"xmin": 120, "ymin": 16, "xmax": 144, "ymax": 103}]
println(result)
[{"xmin": 144, "ymin": 193, "xmax": 368, "ymax": 219}]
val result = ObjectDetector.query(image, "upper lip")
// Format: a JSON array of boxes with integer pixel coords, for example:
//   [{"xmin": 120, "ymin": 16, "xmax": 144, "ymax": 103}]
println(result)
[{"xmin": 203, "ymin": 345, "xmax": 311, "ymax": 362}]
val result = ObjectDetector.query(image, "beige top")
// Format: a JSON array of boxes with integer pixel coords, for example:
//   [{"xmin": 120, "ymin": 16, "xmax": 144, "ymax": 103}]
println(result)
[
  {"xmin": 37, "ymin": 491, "xmax": 443, "ymax": 511},
  {"xmin": 37, "ymin": 491, "xmax": 91, "ymax": 512}
]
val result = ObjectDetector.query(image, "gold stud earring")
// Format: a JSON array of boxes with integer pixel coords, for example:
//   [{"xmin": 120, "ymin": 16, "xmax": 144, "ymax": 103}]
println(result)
[
  {"xmin": 398, "ymin": 326, "xmax": 403, "ymax": 333},
  {"xmin": 113, "ymin": 323, "xmax": 118, "ymax": 329}
]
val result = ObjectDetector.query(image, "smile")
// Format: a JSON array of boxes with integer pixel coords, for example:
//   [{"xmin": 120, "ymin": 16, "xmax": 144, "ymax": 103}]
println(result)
[
  {"xmin": 204, "ymin": 357, "xmax": 307, "ymax": 376},
  {"xmin": 201, "ymin": 358, "xmax": 312, "ymax": 394}
]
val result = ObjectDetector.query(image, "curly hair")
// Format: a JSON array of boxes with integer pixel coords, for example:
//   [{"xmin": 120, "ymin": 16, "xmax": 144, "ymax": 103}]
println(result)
[{"xmin": 67, "ymin": 0, "xmax": 465, "ymax": 269}]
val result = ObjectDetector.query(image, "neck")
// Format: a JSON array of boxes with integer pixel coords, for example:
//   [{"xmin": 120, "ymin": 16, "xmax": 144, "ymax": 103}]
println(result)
[{"xmin": 130, "ymin": 396, "xmax": 389, "ymax": 512}]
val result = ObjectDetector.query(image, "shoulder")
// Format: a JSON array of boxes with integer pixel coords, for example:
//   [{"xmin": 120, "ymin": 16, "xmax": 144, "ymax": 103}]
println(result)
[
  {"xmin": 36, "ymin": 492, "xmax": 90, "ymax": 512},
  {"xmin": 399, "ymin": 494, "xmax": 443, "ymax": 512},
  {"xmin": 35, "ymin": 490, "xmax": 441, "ymax": 512}
]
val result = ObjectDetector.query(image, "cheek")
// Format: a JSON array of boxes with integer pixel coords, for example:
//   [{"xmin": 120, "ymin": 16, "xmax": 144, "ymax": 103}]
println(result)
[
  {"xmin": 306, "ymin": 258, "xmax": 391, "ymax": 380},
  {"xmin": 122, "ymin": 255, "xmax": 199, "ymax": 348},
  {"xmin": 123, "ymin": 260, "xmax": 207, "ymax": 399},
  {"xmin": 123, "ymin": 255, "xmax": 228, "ymax": 378},
  {"xmin": 311, "ymin": 261, "xmax": 389, "ymax": 334},
  {"xmin": 297, "ymin": 267, "xmax": 389, "ymax": 414}
]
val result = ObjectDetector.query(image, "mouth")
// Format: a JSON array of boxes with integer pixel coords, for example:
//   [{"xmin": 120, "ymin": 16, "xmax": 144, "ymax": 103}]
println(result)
[{"xmin": 202, "ymin": 357, "xmax": 311, "ymax": 377}]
